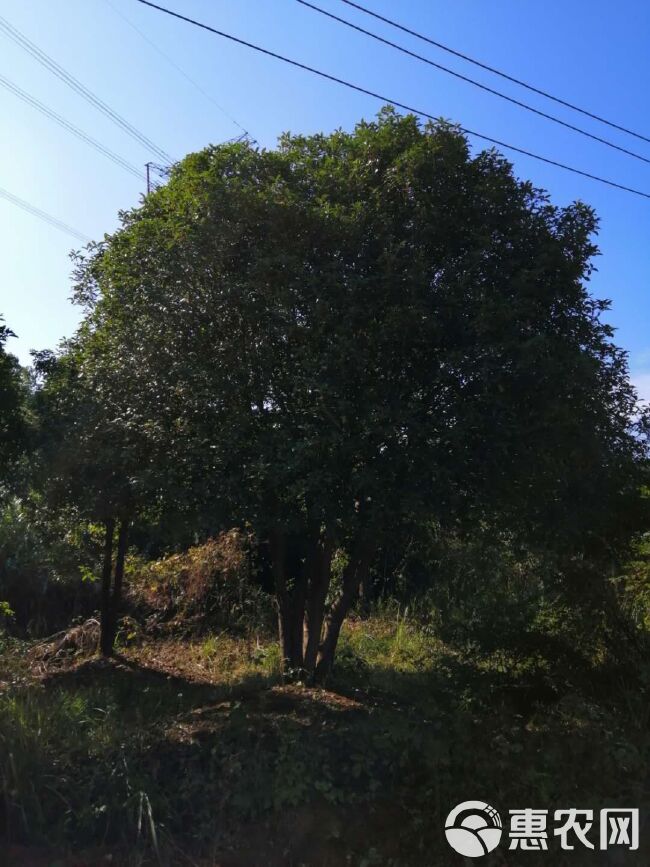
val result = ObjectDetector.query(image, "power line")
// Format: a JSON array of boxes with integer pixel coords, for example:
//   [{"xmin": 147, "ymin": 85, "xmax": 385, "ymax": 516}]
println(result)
[
  {"xmin": 134, "ymin": 0, "xmax": 650, "ymax": 200},
  {"xmin": 338, "ymin": 0, "xmax": 650, "ymax": 147},
  {"xmin": 297, "ymin": 0, "xmax": 650, "ymax": 166},
  {"xmin": 0, "ymin": 186, "xmax": 90, "ymax": 244},
  {"xmin": 0, "ymin": 12, "xmax": 173, "ymax": 164},
  {"xmin": 103, "ymin": 0, "xmax": 255, "ymax": 143},
  {"xmin": 0, "ymin": 73, "xmax": 144, "ymax": 181}
]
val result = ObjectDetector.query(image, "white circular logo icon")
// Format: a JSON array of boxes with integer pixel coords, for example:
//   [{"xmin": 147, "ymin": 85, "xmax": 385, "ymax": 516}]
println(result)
[{"xmin": 445, "ymin": 800, "xmax": 503, "ymax": 857}]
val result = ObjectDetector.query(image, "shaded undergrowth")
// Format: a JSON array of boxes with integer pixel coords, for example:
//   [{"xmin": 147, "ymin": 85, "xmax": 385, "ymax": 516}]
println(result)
[{"xmin": 1, "ymin": 614, "xmax": 649, "ymax": 865}]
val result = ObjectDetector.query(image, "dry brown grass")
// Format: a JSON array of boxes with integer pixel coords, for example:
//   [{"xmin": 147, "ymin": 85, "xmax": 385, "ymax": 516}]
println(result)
[{"xmin": 26, "ymin": 617, "xmax": 101, "ymax": 675}]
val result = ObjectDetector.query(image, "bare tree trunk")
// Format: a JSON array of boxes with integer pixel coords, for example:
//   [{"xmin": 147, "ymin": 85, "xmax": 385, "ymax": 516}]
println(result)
[
  {"xmin": 112, "ymin": 519, "xmax": 129, "ymax": 610},
  {"xmin": 99, "ymin": 518, "xmax": 115, "ymax": 657},
  {"xmin": 315, "ymin": 542, "xmax": 374, "ymax": 683},
  {"xmin": 103, "ymin": 518, "xmax": 129, "ymax": 656},
  {"xmin": 359, "ymin": 570, "xmax": 373, "ymax": 617},
  {"xmin": 303, "ymin": 536, "xmax": 333, "ymax": 679},
  {"xmin": 269, "ymin": 528, "xmax": 289, "ymax": 663},
  {"xmin": 270, "ymin": 528, "xmax": 306, "ymax": 677},
  {"xmin": 272, "ymin": 525, "xmax": 374, "ymax": 682}
]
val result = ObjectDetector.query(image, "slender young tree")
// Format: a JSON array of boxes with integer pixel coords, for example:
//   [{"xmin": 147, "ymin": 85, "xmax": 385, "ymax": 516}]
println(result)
[
  {"xmin": 32, "ymin": 345, "xmax": 137, "ymax": 655},
  {"xmin": 71, "ymin": 109, "xmax": 646, "ymax": 680}
]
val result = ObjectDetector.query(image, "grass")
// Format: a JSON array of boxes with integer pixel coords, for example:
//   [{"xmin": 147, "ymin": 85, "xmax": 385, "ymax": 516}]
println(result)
[{"xmin": 1, "ymin": 613, "xmax": 650, "ymax": 865}]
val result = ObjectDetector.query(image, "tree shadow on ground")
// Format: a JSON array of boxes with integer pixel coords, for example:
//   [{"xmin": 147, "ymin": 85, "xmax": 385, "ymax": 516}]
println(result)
[
  {"xmin": 36, "ymin": 652, "xmax": 275, "ymax": 726},
  {"xmin": 3, "ymin": 645, "xmax": 650, "ymax": 866}
]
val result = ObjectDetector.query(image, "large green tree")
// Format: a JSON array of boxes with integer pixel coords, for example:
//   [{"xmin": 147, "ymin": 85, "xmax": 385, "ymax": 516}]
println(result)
[{"xmin": 70, "ymin": 109, "xmax": 646, "ymax": 680}]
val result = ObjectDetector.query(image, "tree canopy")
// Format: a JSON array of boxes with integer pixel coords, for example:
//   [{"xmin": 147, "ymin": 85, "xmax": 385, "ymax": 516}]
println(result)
[{"xmin": 56, "ymin": 108, "xmax": 646, "ymax": 676}]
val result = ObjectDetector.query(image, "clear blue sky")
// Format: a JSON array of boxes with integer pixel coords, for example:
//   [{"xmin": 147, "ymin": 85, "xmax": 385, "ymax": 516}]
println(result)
[{"xmin": 1, "ymin": 0, "xmax": 648, "ymax": 396}]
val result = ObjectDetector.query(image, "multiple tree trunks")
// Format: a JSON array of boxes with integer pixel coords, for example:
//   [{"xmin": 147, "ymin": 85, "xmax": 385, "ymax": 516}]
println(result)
[
  {"xmin": 270, "ymin": 527, "xmax": 374, "ymax": 683},
  {"xmin": 96, "ymin": 515, "xmax": 368, "ymax": 672},
  {"xmin": 99, "ymin": 517, "xmax": 130, "ymax": 657}
]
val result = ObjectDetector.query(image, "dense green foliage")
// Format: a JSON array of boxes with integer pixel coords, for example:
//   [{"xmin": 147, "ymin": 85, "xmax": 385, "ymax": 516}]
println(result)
[
  {"xmin": 0, "ymin": 318, "xmax": 28, "ymax": 487},
  {"xmin": 56, "ymin": 108, "xmax": 647, "ymax": 675}
]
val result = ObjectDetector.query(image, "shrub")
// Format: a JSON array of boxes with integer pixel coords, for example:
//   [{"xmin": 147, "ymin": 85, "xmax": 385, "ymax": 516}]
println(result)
[
  {"xmin": 0, "ymin": 497, "xmax": 102, "ymax": 636},
  {"xmin": 128, "ymin": 530, "xmax": 274, "ymax": 635}
]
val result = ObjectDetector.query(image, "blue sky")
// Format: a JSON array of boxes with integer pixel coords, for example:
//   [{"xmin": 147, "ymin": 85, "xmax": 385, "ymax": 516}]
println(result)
[{"xmin": 1, "ymin": 0, "xmax": 648, "ymax": 396}]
